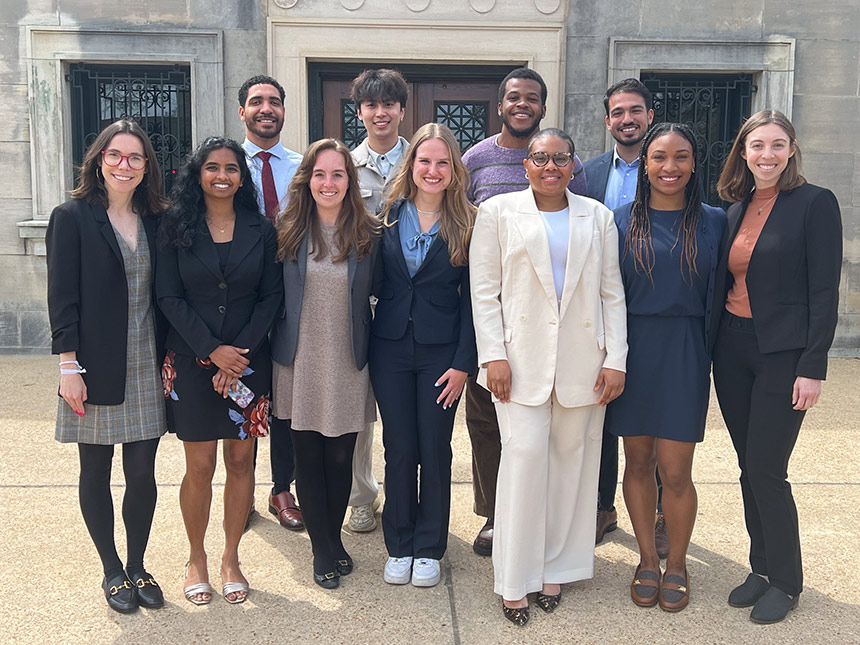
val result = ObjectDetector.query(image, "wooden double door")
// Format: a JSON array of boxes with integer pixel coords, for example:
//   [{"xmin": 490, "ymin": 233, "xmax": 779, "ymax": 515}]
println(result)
[{"xmin": 311, "ymin": 63, "xmax": 519, "ymax": 152}]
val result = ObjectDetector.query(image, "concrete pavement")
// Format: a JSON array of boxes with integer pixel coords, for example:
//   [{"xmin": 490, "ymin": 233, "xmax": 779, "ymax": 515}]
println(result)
[{"xmin": 2, "ymin": 354, "xmax": 859, "ymax": 644}]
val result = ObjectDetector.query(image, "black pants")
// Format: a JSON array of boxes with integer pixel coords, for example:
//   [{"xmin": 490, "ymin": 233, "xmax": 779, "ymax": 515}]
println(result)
[
  {"xmin": 465, "ymin": 374, "xmax": 500, "ymax": 518},
  {"xmin": 370, "ymin": 329, "xmax": 458, "ymax": 560},
  {"xmin": 713, "ymin": 311, "xmax": 805, "ymax": 596},
  {"xmin": 270, "ymin": 417, "xmax": 296, "ymax": 494},
  {"xmin": 291, "ymin": 426, "xmax": 356, "ymax": 574},
  {"xmin": 78, "ymin": 438, "xmax": 160, "ymax": 578}
]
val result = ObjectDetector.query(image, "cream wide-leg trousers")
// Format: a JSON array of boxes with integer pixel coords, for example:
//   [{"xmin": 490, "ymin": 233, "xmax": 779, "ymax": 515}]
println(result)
[{"xmin": 492, "ymin": 391, "xmax": 604, "ymax": 600}]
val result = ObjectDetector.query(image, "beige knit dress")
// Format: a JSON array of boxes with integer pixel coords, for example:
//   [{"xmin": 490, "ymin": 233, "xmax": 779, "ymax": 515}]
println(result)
[{"xmin": 272, "ymin": 225, "xmax": 376, "ymax": 436}]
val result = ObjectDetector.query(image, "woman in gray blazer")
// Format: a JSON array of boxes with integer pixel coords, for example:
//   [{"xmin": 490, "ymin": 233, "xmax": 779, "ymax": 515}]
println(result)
[{"xmin": 271, "ymin": 138, "xmax": 381, "ymax": 589}]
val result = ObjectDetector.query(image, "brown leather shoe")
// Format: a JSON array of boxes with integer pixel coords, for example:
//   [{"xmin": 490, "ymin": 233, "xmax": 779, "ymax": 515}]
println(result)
[
  {"xmin": 596, "ymin": 507, "xmax": 618, "ymax": 544},
  {"xmin": 472, "ymin": 517, "xmax": 493, "ymax": 556},
  {"xmin": 268, "ymin": 490, "xmax": 305, "ymax": 531},
  {"xmin": 655, "ymin": 513, "xmax": 669, "ymax": 559}
]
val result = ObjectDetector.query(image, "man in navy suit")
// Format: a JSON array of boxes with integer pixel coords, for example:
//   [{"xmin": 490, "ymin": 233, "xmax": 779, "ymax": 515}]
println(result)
[{"xmin": 583, "ymin": 79, "xmax": 668, "ymax": 554}]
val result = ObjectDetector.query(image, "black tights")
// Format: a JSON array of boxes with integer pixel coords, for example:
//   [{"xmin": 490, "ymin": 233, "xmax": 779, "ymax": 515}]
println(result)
[
  {"xmin": 78, "ymin": 438, "xmax": 160, "ymax": 579},
  {"xmin": 291, "ymin": 427, "xmax": 357, "ymax": 574}
]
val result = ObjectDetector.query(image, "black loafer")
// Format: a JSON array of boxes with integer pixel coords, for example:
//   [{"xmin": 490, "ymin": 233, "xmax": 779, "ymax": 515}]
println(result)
[
  {"xmin": 749, "ymin": 587, "xmax": 798, "ymax": 624},
  {"xmin": 313, "ymin": 570, "xmax": 340, "ymax": 589},
  {"xmin": 728, "ymin": 573, "xmax": 769, "ymax": 608},
  {"xmin": 335, "ymin": 557, "xmax": 354, "ymax": 576},
  {"xmin": 128, "ymin": 570, "xmax": 164, "ymax": 609},
  {"xmin": 102, "ymin": 573, "xmax": 138, "ymax": 614}
]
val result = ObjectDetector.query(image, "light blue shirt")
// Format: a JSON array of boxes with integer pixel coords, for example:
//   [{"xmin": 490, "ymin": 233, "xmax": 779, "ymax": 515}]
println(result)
[
  {"xmin": 368, "ymin": 140, "xmax": 404, "ymax": 181},
  {"xmin": 242, "ymin": 138, "xmax": 303, "ymax": 216},
  {"xmin": 603, "ymin": 146, "xmax": 639, "ymax": 210},
  {"xmin": 539, "ymin": 207, "xmax": 570, "ymax": 301},
  {"xmin": 399, "ymin": 201, "xmax": 439, "ymax": 278}
]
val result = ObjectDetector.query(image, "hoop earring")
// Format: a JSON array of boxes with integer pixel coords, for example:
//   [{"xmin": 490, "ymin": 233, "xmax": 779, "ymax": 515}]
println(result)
[{"xmin": 524, "ymin": 170, "xmax": 529, "ymax": 180}]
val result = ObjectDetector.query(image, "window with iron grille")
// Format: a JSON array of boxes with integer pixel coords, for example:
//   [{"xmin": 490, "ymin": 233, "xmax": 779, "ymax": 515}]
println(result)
[
  {"xmin": 68, "ymin": 63, "xmax": 192, "ymax": 194},
  {"xmin": 641, "ymin": 73, "xmax": 754, "ymax": 208}
]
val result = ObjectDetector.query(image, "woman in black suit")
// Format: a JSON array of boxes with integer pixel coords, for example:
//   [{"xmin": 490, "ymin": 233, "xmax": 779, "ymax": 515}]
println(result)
[
  {"xmin": 46, "ymin": 119, "xmax": 169, "ymax": 613},
  {"xmin": 371, "ymin": 123, "xmax": 477, "ymax": 588},
  {"xmin": 712, "ymin": 110, "xmax": 842, "ymax": 624},
  {"xmin": 271, "ymin": 138, "xmax": 380, "ymax": 589},
  {"xmin": 157, "ymin": 137, "xmax": 282, "ymax": 605}
]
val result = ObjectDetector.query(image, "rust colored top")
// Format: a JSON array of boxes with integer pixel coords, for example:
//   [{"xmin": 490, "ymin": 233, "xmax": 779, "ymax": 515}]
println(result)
[{"xmin": 726, "ymin": 185, "xmax": 780, "ymax": 318}]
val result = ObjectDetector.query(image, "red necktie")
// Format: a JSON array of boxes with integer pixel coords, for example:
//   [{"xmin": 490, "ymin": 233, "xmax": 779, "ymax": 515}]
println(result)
[{"xmin": 256, "ymin": 150, "xmax": 278, "ymax": 221}]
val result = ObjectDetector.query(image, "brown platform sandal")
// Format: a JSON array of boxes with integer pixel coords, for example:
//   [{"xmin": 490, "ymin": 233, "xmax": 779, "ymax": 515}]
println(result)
[
  {"xmin": 630, "ymin": 564, "xmax": 662, "ymax": 608},
  {"xmin": 659, "ymin": 569, "xmax": 690, "ymax": 612}
]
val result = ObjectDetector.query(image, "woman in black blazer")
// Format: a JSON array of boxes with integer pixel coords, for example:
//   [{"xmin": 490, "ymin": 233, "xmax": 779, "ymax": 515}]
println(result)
[
  {"xmin": 157, "ymin": 137, "xmax": 283, "ymax": 605},
  {"xmin": 712, "ymin": 110, "xmax": 842, "ymax": 624},
  {"xmin": 270, "ymin": 138, "xmax": 380, "ymax": 589},
  {"xmin": 46, "ymin": 119, "xmax": 169, "ymax": 613},
  {"xmin": 371, "ymin": 123, "xmax": 477, "ymax": 588}
]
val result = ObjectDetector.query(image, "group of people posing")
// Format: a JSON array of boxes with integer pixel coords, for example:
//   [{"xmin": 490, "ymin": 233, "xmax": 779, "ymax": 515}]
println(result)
[{"xmin": 47, "ymin": 67, "xmax": 842, "ymax": 628}]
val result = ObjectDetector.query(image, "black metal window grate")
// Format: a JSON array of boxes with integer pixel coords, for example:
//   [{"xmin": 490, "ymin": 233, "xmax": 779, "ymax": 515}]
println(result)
[
  {"xmin": 435, "ymin": 102, "xmax": 488, "ymax": 153},
  {"xmin": 68, "ymin": 63, "xmax": 192, "ymax": 194},
  {"xmin": 642, "ymin": 73, "xmax": 754, "ymax": 208},
  {"xmin": 341, "ymin": 100, "xmax": 368, "ymax": 150}
]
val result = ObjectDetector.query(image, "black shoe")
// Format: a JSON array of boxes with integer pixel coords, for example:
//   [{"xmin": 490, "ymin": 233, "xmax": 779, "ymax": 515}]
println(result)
[
  {"xmin": 728, "ymin": 573, "xmax": 769, "ymax": 608},
  {"xmin": 335, "ymin": 557, "xmax": 354, "ymax": 576},
  {"xmin": 535, "ymin": 589, "xmax": 561, "ymax": 613},
  {"xmin": 102, "ymin": 573, "xmax": 138, "ymax": 614},
  {"xmin": 749, "ymin": 587, "xmax": 798, "ymax": 624},
  {"xmin": 313, "ymin": 570, "xmax": 340, "ymax": 589},
  {"xmin": 127, "ymin": 569, "xmax": 164, "ymax": 609},
  {"xmin": 502, "ymin": 601, "xmax": 530, "ymax": 626}
]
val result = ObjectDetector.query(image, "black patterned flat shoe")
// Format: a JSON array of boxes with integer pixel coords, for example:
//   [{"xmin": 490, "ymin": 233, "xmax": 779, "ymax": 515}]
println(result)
[
  {"xmin": 535, "ymin": 589, "xmax": 561, "ymax": 613},
  {"xmin": 502, "ymin": 601, "xmax": 530, "ymax": 626}
]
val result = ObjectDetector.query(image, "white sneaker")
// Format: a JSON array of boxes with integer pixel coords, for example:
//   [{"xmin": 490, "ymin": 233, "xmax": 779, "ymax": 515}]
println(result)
[
  {"xmin": 383, "ymin": 556, "xmax": 413, "ymax": 585},
  {"xmin": 348, "ymin": 499, "xmax": 379, "ymax": 532},
  {"xmin": 411, "ymin": 558, "xmax": 441, "ymax": 587}
]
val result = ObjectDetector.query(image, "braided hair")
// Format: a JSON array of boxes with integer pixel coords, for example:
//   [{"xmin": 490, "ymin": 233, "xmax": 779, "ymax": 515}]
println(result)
[{"xmin": 626, "ymin": 122, "xmax": 703, "ymax": 283}]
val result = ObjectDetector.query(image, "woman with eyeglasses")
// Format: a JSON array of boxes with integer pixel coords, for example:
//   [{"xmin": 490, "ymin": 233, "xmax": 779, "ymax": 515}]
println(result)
[
  {"xmin": 157, "ymin": 136, "xmax": 282, "ymax": 605},
  {"xmin": 46, "ymin": 119, "xmax": 169, "ymax": 614},
  {"xmin": 605, "ymin": 122, "xmax": 726, "ymax": 612},
  {"xmin": 470, "ymin": 127, "xmax": 627, "ymax": 626}
]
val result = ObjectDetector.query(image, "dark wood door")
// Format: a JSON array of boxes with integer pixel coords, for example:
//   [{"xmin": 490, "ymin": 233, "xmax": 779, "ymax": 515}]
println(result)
[{"xmin": 313, "ymin": 64, "xmax": 514, "ymax": 153}]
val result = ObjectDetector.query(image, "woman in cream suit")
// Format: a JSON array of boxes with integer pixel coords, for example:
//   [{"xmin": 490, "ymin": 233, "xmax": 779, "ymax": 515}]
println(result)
[
  {"xmin": 470, "ymin": 128, "xmax": 627, "ymax": 626},
  {"xmin": 469, "ymin": 128, "xmax": 627, "ymax": 625}
]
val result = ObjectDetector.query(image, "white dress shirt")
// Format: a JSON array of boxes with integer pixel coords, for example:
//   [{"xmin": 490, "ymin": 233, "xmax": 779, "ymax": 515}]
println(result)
[{"xmin": 242, "ymin": 138, "xmax": 304, "ymax": 215}]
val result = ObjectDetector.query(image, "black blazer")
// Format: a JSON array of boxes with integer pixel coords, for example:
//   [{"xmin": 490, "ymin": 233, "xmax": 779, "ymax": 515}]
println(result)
[
  {"xmin": 156, "ymin": 207, "xmax": 283, "ymax": 360},
  {"xmin": 46, "ymin": 198, "xmax": 165, "ymax": 405},
  {"xmin": 583, "ymin": 150, "xmax": 612, "ymax": 202},
  {"xmin": 371, "ymin": 200, "xmax": 476, "ymax": 373},
  {"xmin": 270, "ymin": 234, "xmax": 380, "ymax": 370},
  {"xmin": 709, "ymin": 182, "xmax": 842, "ymax": 379}
]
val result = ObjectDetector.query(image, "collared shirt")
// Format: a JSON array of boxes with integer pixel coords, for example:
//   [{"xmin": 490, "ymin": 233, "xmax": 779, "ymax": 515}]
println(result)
[
  {"xmin": 603, "ymin": 146, "xmax": 639, "ymax": 210},
  {"xmin": 367, "ymin": 140, "xmax": 404, "ymax": 181},
  {"xmin": 242, "ymin": 138, "xmax": 304, "ymax": 216},
  {"xmin": 398, "ymin": 201, "xmax": 439, "ymax": 278}
]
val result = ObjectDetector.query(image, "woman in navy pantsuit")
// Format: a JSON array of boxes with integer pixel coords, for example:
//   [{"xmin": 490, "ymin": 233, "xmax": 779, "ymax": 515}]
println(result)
[
  {"xmin": 712, "ymin": 110, "xmax": 841, "ymax": 624},
  {"xmin": 370, "ymin": 123, "xmax": 477, "ymax": 588}
]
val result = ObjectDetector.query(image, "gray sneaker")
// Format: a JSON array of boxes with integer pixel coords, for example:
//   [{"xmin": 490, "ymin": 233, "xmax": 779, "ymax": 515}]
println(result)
[{"xmin": 348, "ymin": 502, "xmax": 377, "ymax": 532}]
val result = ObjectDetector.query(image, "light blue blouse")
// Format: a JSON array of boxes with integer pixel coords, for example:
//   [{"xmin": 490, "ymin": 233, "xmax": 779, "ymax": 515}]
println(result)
[
  {"xmin": 399, "ymin": 201, "xmax": 439, "ymax": 277},
  {"xmin": 539, "ymin": 207, "xmax": 570, "ymax": 301}
]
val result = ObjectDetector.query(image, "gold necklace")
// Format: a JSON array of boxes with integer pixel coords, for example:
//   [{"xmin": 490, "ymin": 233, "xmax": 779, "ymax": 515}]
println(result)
[
  {"xmin": 754, "ymin": 193, "xmax": 779, "ymax": 216},
  {"xmin": 416, "ymin": 206, "xmax": 441, "ymax": 215},
  {"xmin": 206, "ymin": 217, "xmax": 231, "ymax": 233}
]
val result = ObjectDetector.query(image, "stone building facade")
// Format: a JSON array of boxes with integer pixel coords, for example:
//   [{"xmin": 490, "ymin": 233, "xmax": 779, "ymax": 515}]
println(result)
[{"xmin": 2, "ymin": 0, "xmax": 858, "ymax": 350}]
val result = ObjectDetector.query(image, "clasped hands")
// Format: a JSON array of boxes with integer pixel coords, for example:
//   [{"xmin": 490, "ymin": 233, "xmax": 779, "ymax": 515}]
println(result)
[{"xmin": 209, "ymin": 344, "xmax": 250, "ymax": 397}]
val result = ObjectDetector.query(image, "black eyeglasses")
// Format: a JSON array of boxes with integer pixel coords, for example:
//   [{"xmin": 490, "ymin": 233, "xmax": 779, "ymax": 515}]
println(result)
[
  {"xmin": 527, "ymin": 152, "xmax": 572, "ymax": 168},
  {"xmin": 102, "ymin": 149, "xmax": 147, "ymax": 170}
]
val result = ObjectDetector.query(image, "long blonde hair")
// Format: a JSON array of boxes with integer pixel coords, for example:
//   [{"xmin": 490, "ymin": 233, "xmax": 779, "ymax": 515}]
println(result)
[
  {"xmin": 380, "ymin": 123, "xmax": 476, "ymax": 267},
  {"xmin": 276, "ymin": 138, "xmax": 380, "ymax": 263}
]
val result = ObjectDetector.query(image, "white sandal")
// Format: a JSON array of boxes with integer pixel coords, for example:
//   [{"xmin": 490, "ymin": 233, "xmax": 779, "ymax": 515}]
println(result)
[
  {"xmin": 222, "ymin": 581, "xmax": 250, "ymax": 604},
  {"xmin": 184, "ymin": 562, "xmax": 214, "ymax": 605}
]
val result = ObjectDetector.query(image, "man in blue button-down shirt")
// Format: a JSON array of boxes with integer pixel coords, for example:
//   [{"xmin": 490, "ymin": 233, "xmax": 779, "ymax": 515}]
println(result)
[{"xmin": 237, "ymin": 75, "xmax": 306, "ymax": 533}]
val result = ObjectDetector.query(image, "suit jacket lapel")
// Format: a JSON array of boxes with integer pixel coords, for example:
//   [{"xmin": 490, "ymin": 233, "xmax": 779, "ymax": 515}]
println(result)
[
  {"xmin": 224, "ymin": 209, "xmax": 261, "ymax": 277},
  {"xmin": 512, "ymin": 192, "xmax": 557, "ymax": 309},
  {"xmin": 559, "ymin": 194, "xmax": 593, "ymax": 319},
  {"xmin": 412, "ymin": 234, "xmax": 445, "ymax": 279},
  {"xmin": 386, "ymin": 217, "xmax": 412, "ymax": 281},
  {"xmin": 90, "ymin": 202, "xmax": 124, "ymax": 266},
  {"xmin": 191, "ymin": 226, "xmax": 224, "ymax": 280}
]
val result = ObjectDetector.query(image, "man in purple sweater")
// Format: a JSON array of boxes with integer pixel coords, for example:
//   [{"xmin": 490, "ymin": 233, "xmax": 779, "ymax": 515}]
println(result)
[{"xmin": 462, "ymin": 67, "xmax": 587, "ymax": 556}]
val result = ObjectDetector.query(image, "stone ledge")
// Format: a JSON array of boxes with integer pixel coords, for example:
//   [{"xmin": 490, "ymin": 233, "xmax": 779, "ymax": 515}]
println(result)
[{"xmin": 17, "ymin": 219, "xmax": 48, "ymax": 256}]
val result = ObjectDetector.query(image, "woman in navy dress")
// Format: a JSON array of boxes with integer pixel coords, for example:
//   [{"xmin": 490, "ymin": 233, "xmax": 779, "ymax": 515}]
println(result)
[{"xmin": 605, "ymin": 122, "xmax": 725, "ymax": 612}]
